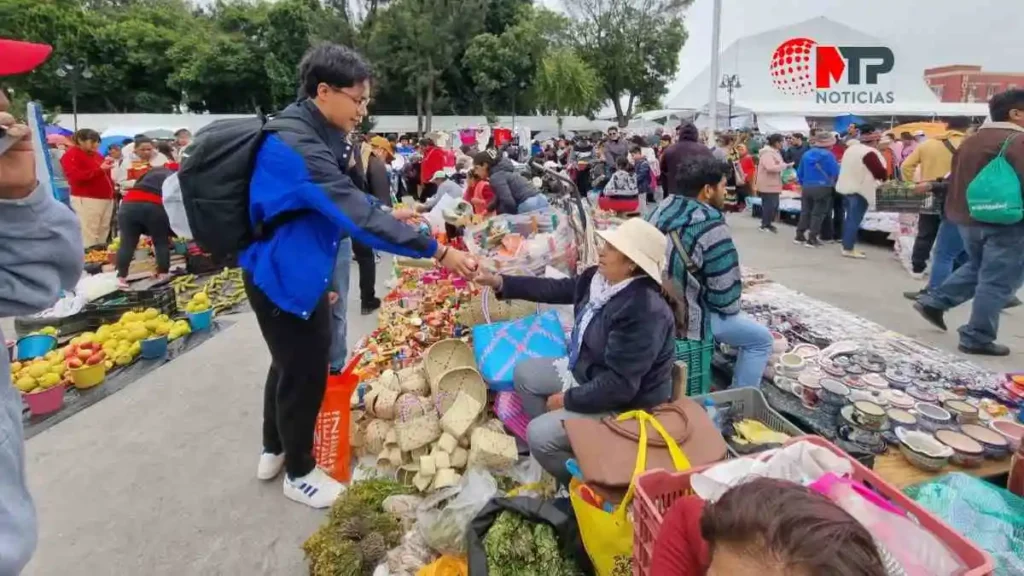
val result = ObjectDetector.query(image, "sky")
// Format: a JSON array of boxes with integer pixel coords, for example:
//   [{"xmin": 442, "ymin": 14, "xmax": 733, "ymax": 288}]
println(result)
[{"xmin": 546, "ymin": 0, "xmax": 1024, "ymax": 104}]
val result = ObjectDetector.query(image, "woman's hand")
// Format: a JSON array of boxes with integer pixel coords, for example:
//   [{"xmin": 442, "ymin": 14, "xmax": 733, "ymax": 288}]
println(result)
[
  {"xmin": 473, "ymin": 269, "xmax": 502, "ymax": 291},
  {"xmin": 546, "ymin": 393, "xmax": 565, "ymax": 412},
  {"xmin": 436, "ymin": 246, "xmax": 478, "ymax": 278}
]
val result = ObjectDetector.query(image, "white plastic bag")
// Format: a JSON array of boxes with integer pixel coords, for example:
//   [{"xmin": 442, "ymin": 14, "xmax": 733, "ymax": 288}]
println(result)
[
  {"xmin": 415, "ymin": 468, "xmax": 497, "ymax": 555},
  {"xmin": 161, "ymin": 173, "xmax": 193, "ymax": 239}
]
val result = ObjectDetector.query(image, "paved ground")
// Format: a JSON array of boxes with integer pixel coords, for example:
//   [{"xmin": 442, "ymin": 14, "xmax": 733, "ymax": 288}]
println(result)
[{"xmin": 18, "ymin": 215, "xmax": 1024, "ymax": 575}]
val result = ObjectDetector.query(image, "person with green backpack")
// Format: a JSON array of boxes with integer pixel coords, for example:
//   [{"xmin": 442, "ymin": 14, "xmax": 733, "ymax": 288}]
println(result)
[{"xmin": 912, "ymin": 89, "xmax": 1024, "ymax": 356}]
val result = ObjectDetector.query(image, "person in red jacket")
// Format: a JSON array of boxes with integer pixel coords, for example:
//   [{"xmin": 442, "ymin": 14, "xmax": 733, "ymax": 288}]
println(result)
[
  {"xmin": 61, "ymin": 128, "xmax": 115, "ymax": 247},
  {"xmin": 418, "ymin": 137, "xmax": 445, "ymax": 202},
  {"xmin": 651, "ymin": 478, "xmax": 888, "ymax": 576}
]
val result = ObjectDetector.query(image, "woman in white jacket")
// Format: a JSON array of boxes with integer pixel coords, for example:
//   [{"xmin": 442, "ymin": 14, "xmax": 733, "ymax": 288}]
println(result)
[{"xmin": 835, "ymin": 128, "xmax": 888, "ymax": 259}]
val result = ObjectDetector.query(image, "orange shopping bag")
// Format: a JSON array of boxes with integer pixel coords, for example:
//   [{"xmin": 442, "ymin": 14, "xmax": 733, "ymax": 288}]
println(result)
[{"xmin": 313, "ymin": 355, "xmax": 361, "ymax": 483}]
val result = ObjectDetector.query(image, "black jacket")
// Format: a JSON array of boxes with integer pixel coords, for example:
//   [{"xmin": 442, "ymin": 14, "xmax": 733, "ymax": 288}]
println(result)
[
  {"xmin": 660, "ymin": 123, "xmax": 714, "ymax": 196},
  {"xmin": 349, "ymin": 143, "xmax": 392, "ymax": 207},
  {"xmin": 498, "ymin": 266, "xmax": 675, "ymax": 414},
  {"xmin": 489, "ymin": 156, "xmax": 541, "ymax": 214}
]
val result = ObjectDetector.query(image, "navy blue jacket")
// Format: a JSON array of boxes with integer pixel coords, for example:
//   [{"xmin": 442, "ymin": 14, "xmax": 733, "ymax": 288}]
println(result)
[
  {"xmin": 240, "ymin": 100, "xmax": 436, "ymax": 318},
  {"xmin": 499, "ymin": 267, "xmax": 675, "ymax": 414}
]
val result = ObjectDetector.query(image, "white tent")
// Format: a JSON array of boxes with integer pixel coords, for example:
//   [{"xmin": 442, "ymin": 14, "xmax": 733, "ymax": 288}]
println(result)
[{"xmin": 667, "ymin": 16, "xmax": 950, "ymax": 117}]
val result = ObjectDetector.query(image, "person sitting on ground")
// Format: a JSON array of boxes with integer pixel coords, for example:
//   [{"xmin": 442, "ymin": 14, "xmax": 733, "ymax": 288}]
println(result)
[
  {"xmin": 598, "ymin": 156, "xmax": 640, "ymax": 213},
  {"xmin": 415, "ymin": 170, "xmax": 463, "ymax": 213},
  {"xmin": 651, "ymin": 477, "xmax": 889, "ymax": 576},
  {"xmin": 472, "ymin": 148, "xmax": 549, "ymax": 214},
  {"xmin": 114, "ymin": 167, "xmax": 175, "ymax": 289},
  {"xmin": 61, "ymin": 128, "xmax": 116, "ymax": 248},
  {"xmin": 648, "ymin": 156, "xmax": 773, "ymax": 388},
  {"xmin": 474, "ymin": 218, "xmax": 675, "ymax": 485}
]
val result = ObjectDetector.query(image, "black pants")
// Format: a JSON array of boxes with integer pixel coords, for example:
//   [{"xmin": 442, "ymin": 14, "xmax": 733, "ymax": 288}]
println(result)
[
  {"xmin": 759, "ymin": 192, "xmax": 780, "ymax": 228},
  {"xmin": 352, "ymin": 240, "xmax": 376, "ymax": 305},
  {"xmin": 244, "ymin": 273, "xmax": 331, "ymax": 478},
  {"xmin": 821, "ymin": 191, "xmax": 846, "ymax": 241},
  {"xmin": 796, "ymin": 186, "xmax": 834, "ymax": 242},
  {"xmin": 116, "ymin": 201, "xmax": 171, "ymax": 277},
  {"xmin": 911, "ymin": 213, "xmax": 941, "ymax": 273}
]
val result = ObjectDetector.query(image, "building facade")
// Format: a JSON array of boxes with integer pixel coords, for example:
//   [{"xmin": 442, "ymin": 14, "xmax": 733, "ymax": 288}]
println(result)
[{"xmin": 924, "ymin": 65, "xmax": 1024, "ymax": 103}]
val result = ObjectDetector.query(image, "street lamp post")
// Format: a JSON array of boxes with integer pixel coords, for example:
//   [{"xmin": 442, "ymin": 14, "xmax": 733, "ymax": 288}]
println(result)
[
  {"xmin": 55, "ymin": 59, "xmax": 93, "ymax": 132},
  {"xmin": 719, "ymin": 74, "xmax": 742, "ymax": 129}
]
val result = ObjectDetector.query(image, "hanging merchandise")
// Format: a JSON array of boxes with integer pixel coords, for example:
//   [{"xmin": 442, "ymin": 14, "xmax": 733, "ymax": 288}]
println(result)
[{"xmin": 493, "ymin": 128, "xmax": 512, "ymax": 148}]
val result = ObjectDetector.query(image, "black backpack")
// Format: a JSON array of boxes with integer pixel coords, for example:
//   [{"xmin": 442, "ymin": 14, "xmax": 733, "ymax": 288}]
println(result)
[{"xmin": 178, "ymin": 114, "xmax": 302, "ymax": 259}]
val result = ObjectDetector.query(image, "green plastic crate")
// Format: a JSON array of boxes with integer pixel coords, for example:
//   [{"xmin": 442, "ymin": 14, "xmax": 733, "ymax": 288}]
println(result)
[{"xmin": 675, "ymin": 336, "xmax": 714, "ymax": 396}]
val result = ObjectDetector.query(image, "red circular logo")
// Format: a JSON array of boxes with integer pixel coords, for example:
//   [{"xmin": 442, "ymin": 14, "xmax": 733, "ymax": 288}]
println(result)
[{"xmin": 770, "ymin": 37, "xmax": 817, "ymax": 96}]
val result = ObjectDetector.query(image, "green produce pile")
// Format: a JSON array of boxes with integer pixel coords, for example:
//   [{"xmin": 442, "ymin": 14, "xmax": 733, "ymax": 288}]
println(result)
[
  {"xmin": 171, "ymin": 268, "xmax": 247, "ymax": 314},
  {"xmin": 483, "ymin": 510, "xmax": 582, "ymax": 576},
  {"xmin": 303, "ymin": 478, "xmax": 413, "ymax": 576}
]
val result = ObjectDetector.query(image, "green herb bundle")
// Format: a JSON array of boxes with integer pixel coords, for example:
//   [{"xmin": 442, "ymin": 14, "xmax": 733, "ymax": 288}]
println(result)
[{"xmin": 483, "ymin": 511, "xmax": 582, "ymax": 576}]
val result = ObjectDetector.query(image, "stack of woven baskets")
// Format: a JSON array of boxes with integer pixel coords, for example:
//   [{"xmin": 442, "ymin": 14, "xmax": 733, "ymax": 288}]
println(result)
[{"xmin": 351, "ymin": 338, "xmax": 519, "ymax": 492}]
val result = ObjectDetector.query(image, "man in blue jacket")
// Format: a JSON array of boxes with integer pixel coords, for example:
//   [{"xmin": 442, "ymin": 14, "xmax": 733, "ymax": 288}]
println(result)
[
  {"xmin": 243, "ymin": 44, "xmax": 477, "ymax": 508},
  {"xmin": 794, "ymin": 132, "xmax": 841, "ymax": 247}
]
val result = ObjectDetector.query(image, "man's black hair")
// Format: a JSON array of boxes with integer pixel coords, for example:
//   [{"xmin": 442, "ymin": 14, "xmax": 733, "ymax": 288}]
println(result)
[
  {"xmin": 767, "ymin": 133, "xmax": 785, "ymax": 146},
  {"xmin": 607, "ymin": 126, "xmax": 618, "ymax": 133},
  {"xmin": 460, "ymin": 144, "xmax": 471, "ymax": 155},
  {"xmin": 629, "ymin": 144, "xmax": 642, "ymax": 155},
  {"xmin": 108, "ymin": 143, "xmax": 122, "ymax": 151},
  {"xmin": 419, "ymin": 138, "xmax": 434, "ymax": 148},
  {"xmin": 615, "ymin": 155, "xmax": 629, "ymax": 170},
  {"xmin": 989, "ymin": 88, "xmax": 1024, "ymax": 122},
  {"xmin": 134, "ymin": 135, "xmax": 153, "ymax": 146},
  {"xmin": 900, "ymin": 131, "xmax": 913, "ymax": 140},
  {"xmin": 792, "ymin": 132, "xmax": 805, "ymax": 141},
  {"xmin": 944, "ymin": 116, "xmax": 971, "ymax": 131},
  {"xmin": 173, "ymin": 128, "xmax": 190, "ymax": 137},
  {"xmin": 298, "ymin": 43, "xmax": 373, "ymax": 99},
  {"xmin": 676, "ymin": 156, "xmax": 730, "ymax": 198}
]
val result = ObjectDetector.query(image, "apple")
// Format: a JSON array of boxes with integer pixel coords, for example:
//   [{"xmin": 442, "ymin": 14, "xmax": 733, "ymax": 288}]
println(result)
[
  {"xmin": 76, "ymin": 349, "xmax": 93, "ymax": 361},
  {"xmin": 66, "ymin": 358, "xmax": 84, "ymax": 369},
  {"xmin": 78, "ymin": 342, "xmax": 96, "ymax": 351},
  {"xmin": 64, "ymin": 345, "xmax": 78, "ymax": 359},
  {"xmin": 86, "ymin": 351, "xmax": 106, "ymax": 365}
]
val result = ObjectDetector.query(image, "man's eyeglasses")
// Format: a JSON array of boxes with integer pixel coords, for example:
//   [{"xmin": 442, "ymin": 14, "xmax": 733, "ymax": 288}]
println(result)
[{"xmin": 328, "ymin": 86, "xmax": 371, "ymax": 109}]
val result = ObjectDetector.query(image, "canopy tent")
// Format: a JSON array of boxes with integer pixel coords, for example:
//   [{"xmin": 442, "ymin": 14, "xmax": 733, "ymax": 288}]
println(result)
[
  {"xmin": 757, "ymin": 114, "xmax": 811, "ymax": 134},
  {"xmin": 890, "ymin": 121, "xmax": 948, "ymax": 138},
  {"xmin": 667, "ymin": 17, "xmax": 951, "ymax": 118}
]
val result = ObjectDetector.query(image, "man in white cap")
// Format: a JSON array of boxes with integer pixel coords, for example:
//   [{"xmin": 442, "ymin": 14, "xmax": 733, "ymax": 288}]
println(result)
[{"xmin": 415, "ymin": 169, "xmax": 463, "ymax": 213}]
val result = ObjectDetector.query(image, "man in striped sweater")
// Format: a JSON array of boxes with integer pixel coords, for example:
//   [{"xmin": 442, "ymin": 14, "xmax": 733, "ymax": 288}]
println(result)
[{"xmin": 648, "ymin": 156, "xmax": 773, "ymax": 388}]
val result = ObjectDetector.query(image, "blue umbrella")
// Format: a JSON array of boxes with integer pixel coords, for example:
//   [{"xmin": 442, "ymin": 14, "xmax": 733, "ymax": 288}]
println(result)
[
  {"xmin": 833, "ymin": 114, "xmax": 866, "ymax": 134},
  {"xmin": 99, "ymin": 135, "xmax": 129, "ymax": 156}
]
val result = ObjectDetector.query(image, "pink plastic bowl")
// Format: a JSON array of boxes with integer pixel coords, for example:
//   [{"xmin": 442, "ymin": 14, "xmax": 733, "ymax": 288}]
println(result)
[
  {"xmin": 990, "ymin": 420, "xmax": 1024, "ymax": 452},
  {"xmin": 22, "ymin": 385, "xmax": 65, "ymax": 416}
]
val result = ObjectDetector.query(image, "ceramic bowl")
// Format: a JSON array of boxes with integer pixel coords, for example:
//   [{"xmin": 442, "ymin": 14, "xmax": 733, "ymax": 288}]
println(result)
[
  {"xmin": 852, "ymin": 400, "xmax": 887, "ymax": 429},
  {"xmin": 934, "ymin": 429, "xmax": 986, "ymax": 468},
  {"xmin": 791, "ymin": 343, "xmax": 820, "ymax": 360},
  {"xmin": 883, "ymin": 389, "xmax": 915, "ymax": 410},
  {"xmin": 770, "ymin": 331, "xmax": 788, "ymax": 354},
  {"xmin": 886, "ymin": 408, "xmax": 918, "ymax": 430},
  {"xmin": 855, "ymin": 354, "xmax": 886, "ymax": 373},
  {"xmin": 989, "ymin": 419, "xmax": 1024, "ymax": 452},
  {"xmin": 915, "ymin": 402, "xmax": 953, "ymax": 433},
  {"xmin": 959, "ymin": 423, "xmax": 1011, "ymax": 459},
  {"xmin": 895, "ymin": 427, "xmax": 953, "ymax": 472},
  {"xmin": 906, "ymin": 385, "xmax": 939, "ymax": 404},
  {"xmin": 943, "ymin": 399, "xmax": 979, "ymax": 424},
  {"xmin": 839, "ymin": 405, "xmax": 887, "ymax": 446},
  {"xmin": 884, "ymin": 369, "xmax": 912, "ymax": 389},
  {"xmin": 779, "ymin": 353, "xmax": 806, "ymax": 374},
  {"xmin": 845, "ymin": 363, "xmax": 865, "ymax": 375},
  {"xmin": 819, "ymin": 378, "xmax": 850, "ymax": 406},
  {"xmin": 822, "ymin": 362, "xmax": 847, "ymax": 378},
  {"xmin": 860, "ymin": 373, "xmax": 889, "ymax": 390}
]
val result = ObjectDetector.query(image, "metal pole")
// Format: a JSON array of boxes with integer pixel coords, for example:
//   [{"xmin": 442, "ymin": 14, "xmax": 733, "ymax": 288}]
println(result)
[
  {"xmin": 707, "ymin": 0, "xmax": 723, "ymax": 134},
  {"xmin": 72, "ymin": 81, "xmax": 79, "ymax": 132}
]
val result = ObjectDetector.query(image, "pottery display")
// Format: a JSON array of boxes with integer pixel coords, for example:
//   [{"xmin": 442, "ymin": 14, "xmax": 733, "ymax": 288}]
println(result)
[
  {"xmin": 852, "ymin": 401, "xmax": 887, "ymax": 429},
  {"xmin": 818, "ymin": 378, "xmax": 850, "ymax": 406},
  {"xmin": 886, "ymin": 408, "xmax": 918, "ymax": 429},
  {"xmin": 779, "ymin": 353, "xmax": 806, "ymax": 374},
  {"xmin": 906, "ymin": 385, "xmax": 939, "ymax": 404},
  {"xmin": 883, "ymin": 389, "xmax": 915, "ymax": 409},
  {"xmin": 791, "ymin": 343, "xmax": 820, "ymax": 360},
  {"xmin": 989, "ymin": 419, "xmax": 1024, "ymax": 451},
  {"xmin": 895, "ymin": 427, "xmax": 953, "ymax": 472},
  {"xmin": 821, "ymin": 362, "xmax": 846, "ymax": 378},
  {"xmin": 770, "ymin": 331, "xmax": 788, "ymax": 353},
  {"xmin": 860, "ymin": 373, "xmax": 888, "ymax": 390},
  {"xmin": 884, "ymin": 369, "xmax": 912, "ymax": 389},
  {"xmin": 915, "ymin": 402, "xmax": 953, "ymax": 433},
  {"xmin": 943, "ymin": 399, "xmax": 979, "ymax": 424},
  {"xmin": 959, "ymin": 423, "xmax": 1011, "ymax": 459},
  {"xmin": 791, "ymin": 379, "xmax": 822, "ymax": 409},
  {"xmin": 934, "ymin": 429, "xmax": 986, "ymax": 468}
]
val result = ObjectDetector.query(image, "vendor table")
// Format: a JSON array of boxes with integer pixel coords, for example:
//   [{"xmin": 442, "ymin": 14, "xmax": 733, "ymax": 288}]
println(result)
[{"xmin": 872, "ymin": 450, "xmax": 1009, "ymax": 490}]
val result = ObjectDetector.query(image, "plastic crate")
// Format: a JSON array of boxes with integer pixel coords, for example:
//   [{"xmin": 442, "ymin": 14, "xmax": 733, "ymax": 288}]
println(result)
[
  {"xmin": 84, "ymin": 285, "xmax": 178, "ymax": 328},
  {"xmin": 689, "ymin": 387, "xmax": 802, "ymax": 456},
  {"xmin": 875, "ymin": 181, "xmax": 940, "ymax": 214},
  {"xmin": 675, "ymin": 336, "xmax": 714, "ymax": 396},
  {"xmin": 631, "ymin": 435, "xmax": 995, "ymax": 576}
]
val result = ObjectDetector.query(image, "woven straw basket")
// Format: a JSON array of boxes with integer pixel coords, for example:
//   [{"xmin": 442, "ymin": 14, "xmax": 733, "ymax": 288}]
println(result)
[
  {"xmin": 433, "ymin": 366, "xmax": 487, "ymax": 417},
  {"xmin": 362, "ymin": 419, "xmax": 393, "ymax": 456},
  {"xmin": 457, "ymin": 287, "xmax": 538, "ymax": 327},
  {"xmin": 394, "ymin": 393, "xmax": 441, "ymax": 452},
  {"xmin": 398, "ymin": 365, "xmax": 430, "ymax": 396},
  {"xmin": 424, "ymin": 339, "xmax": 476, "ymax": 393}
]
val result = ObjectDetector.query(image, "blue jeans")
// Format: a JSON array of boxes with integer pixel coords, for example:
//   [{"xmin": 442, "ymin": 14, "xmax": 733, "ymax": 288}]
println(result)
[
  {"xmin": 841, "ymin": 194, "xmax": 869, "ymax": 250},
  {"xmin": 710, "ymin": 312, "xmax": 773, "ymax": 388},
  {"xmin": 919, "ymin": 224, "xmax": 1024, "ymax": 347},
  {"xmin": 329, "ymin": 238, "xmax": 352, "ymax": 370},
  {"xmin": 927, "ymin": 218, "xmax": 968, "ymax": 291},
  {"xmin": 517, "ymin": 195, "xmax": 550, "ymax": 214}
]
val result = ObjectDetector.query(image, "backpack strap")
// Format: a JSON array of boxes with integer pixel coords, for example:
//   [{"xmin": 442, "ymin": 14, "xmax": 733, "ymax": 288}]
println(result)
[
  {"xmin": 942, "ymin": 139, "xmax": 959, "ymax": 155},
  {"xmin": 996, "ymin": 134, "xmax": 1020, "ymax": 157},
  {"xmin": 669, "ymin": 230, "xmax": 700, "ymax": 276}
]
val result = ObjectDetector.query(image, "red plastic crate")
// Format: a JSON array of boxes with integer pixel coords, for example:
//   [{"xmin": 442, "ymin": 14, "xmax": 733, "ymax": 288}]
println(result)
[{"xmin": 631, "ymin": 435, "xmax": 995, "ymax": 576}]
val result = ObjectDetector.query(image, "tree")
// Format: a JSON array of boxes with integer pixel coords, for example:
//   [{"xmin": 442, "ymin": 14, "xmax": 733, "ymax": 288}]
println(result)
[
  {"xmin": 565, "ymin": 0, "xmax": 690, "ymax": 126},
  {"xmin": 534, "ymin": 48, "xmax": 601, "ymax": 135}
]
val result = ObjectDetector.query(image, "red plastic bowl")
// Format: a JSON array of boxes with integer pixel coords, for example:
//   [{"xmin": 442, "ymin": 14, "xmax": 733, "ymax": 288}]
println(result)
[{"xmin": 22, "ymin": 385, "xmax": 65, "ymax": 416}]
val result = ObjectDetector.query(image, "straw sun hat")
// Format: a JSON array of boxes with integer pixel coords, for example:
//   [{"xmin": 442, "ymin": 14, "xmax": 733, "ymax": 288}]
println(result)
[{"xmin": 596, "ymin": 218, "xmax": 668, "ymax": 284}]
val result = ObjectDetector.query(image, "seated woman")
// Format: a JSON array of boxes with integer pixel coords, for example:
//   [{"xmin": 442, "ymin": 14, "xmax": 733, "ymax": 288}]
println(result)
[
  {"xmin": 474, "ymin": 218, "xmax": 676, "ymax": 484},
  {"xmin": 598, "ymin": 156, "xmax": 640, "ymax": 213},
  {"xmin": 652, "ymin": 477, "xmax": 889, "ymax": 576},
  {"xmin": 648, "ymin": 156, "xmax": 773, "ymax": 388}
]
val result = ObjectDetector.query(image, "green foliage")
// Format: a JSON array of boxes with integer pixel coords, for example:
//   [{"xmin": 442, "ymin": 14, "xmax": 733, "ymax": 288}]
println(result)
[{"xmin": 535, "ymin": 48, "xmax": 601, "ymax": 133}]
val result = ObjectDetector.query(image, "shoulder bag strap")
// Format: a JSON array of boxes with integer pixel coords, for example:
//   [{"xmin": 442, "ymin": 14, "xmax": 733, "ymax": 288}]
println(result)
[
  {"xmin": 942, "ymin": 139, "xmax": 958, "ymax": 155},
  {"xmin": 670, "ymin": 230, "xmax": 700, "ymax": 276}
]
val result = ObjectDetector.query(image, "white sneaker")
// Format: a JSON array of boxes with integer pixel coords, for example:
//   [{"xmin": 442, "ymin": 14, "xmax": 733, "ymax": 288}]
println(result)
[
  {"xmin": 283, "ymin": 467, "xmax": 344, "ymax": 509},
  {"xmin": 256, "ymin": 452, "xmax": 285, "ymax": 481}
]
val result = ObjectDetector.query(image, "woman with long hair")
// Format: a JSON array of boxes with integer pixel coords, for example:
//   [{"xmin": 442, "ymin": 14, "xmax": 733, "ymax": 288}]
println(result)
[{"xmin": 61, "ymin": 128, "xmax": 116, "ymax": 247}]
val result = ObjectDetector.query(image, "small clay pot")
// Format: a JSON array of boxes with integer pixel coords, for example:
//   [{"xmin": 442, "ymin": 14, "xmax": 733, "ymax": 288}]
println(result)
[
  {"xmin": 943, "ymin": 399, "xmax": 979, "ymax": 425},
  {"xmin": 819, "ymin": 378, "xmax": 850, "ymax": 406},
  {"xmin": 852, "ymin": 400, "xmax": 887, "ymax": 430}
]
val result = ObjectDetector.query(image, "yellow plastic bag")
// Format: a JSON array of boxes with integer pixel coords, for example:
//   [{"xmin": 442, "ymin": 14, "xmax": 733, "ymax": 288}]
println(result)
[
  {"xmin": 569, "ymin": 410, "xmax": 690, "ymax": 576},
  {"xmin": 417, "ymin": 555, "xmax": 468, "ymax": 576}
]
